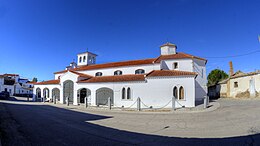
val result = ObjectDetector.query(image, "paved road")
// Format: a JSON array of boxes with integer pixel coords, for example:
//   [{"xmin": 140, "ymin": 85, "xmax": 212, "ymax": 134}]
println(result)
[{"xmin": 0, "ymin": 97, "xmax": 260, "ymax": 146}]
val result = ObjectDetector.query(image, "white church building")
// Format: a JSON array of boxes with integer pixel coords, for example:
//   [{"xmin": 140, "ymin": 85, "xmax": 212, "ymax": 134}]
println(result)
[{"xmin": 33, "ymin": 43, "xmax": 207, "ymax": 108}]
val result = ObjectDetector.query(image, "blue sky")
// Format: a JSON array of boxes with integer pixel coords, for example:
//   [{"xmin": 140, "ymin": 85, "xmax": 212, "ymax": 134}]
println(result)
[{"xmin": 0, "ymin": 0, "xmax": 260, "ymax": 81}]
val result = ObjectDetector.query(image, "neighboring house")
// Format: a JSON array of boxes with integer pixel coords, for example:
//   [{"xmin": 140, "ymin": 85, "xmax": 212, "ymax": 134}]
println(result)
[
  {"xmin": 0, "ymin": 74, "xmax": 35, "ymax": 96},
  {"xmin": 33, "ymin": 42, "xmax": 208, "ymax": 108},
  {"xmin": 0, "ymin": 75, "xmax": 4, "ymax": 92},
  {"xmin": 208, "ymin": 62, "xmax": 260, "ymax": 98}
]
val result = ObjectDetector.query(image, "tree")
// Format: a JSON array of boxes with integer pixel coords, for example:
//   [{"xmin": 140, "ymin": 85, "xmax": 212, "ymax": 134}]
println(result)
[
  {"xmin": 32, "ymin": 77, "xmax": 38, "ymax": 83},
  {"xmin": 207, "ymin": 69, "xmax": 228, "ymax": 86}
]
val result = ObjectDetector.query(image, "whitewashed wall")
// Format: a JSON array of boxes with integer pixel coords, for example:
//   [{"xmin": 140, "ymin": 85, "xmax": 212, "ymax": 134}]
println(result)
[
  {"xmin": 219, "ymin": 84, "xmax": 227, "ymax": 97},
  {"xmin": 78, "ymin": 64, "xmax": 160, "ymax": 77},
  {"xmin": 55, "ymin": 73, "xmax": 63, "ymax": 80},
  {"xmin": 33, "ymin": 84, "xmax": 61, "ymax": 101},
  {"xmin": 229, "ymin": 74, "xmax": 260, "ymax": 97},
  {"xmin": 76, "ymin": 76, "xmax": 195, "ymax": 108},
  {"xmin": 3, "ymin": 85, "xmax": 14, "ymax": 95},
  {"xmin": 34, "ymin": 71, "xmax": 196, "ymax": 108},
  {"xmin": 54, "ymin": 64, "xmax": 161, "ymax": 79},
  {"xmin": 60, "ymin": 72, "xmax": 81, "ymax": 105},
  {"xmin": 162, "ymin": 59, "xmax": 193, "ymax": 71},
  {"xmin": 193, "ymin": 59, "xmax": 207, "ymax": 100}
]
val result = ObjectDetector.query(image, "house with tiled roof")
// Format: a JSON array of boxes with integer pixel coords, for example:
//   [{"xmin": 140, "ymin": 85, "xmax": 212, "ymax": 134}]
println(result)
[
  {"xmin": 33, "ymin": 42, "xmax": 207, "ymax": 108},
  {"xmin": 0, "ymin": 74, "xmax": 35, "ymax": 96},
  {"xmin": 208, "ymin": 62, "xmax": 260, "ymax": 98}
]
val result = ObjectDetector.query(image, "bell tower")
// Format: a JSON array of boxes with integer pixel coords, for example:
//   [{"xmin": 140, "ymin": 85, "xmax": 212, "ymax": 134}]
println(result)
[
  {"xmin": 77, "ymin": 50, "xmax": 97, "ymax": 66},
  {"xmin": 160, "ymin": 42, "xmax": 177, "ymax": 55}
]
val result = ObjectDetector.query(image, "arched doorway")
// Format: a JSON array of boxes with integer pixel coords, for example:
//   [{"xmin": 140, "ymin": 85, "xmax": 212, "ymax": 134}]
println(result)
[
  {"xmin": 52, "ymin": 88, "xmax": 60, "ymax": 101},
  {"xmin": 78, "ymin": 88, "xmax": 91, "ymax": 104},
  {"xmin": 63, "ymin": 80, "xmax": 74, "ymax": 103},
  {"xmin": 43, "ymin": 88, "xmax": 49, "ymax": 99},
  {"xmin": 96, "ymin": 87, "xmax": 114, "ymax": 106},
  {"xmin": 36, "ymin": 88, "xmax": 41, "ymax": 101}
]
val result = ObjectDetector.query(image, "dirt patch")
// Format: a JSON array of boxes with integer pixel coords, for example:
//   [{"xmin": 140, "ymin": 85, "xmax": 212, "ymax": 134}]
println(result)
[
  {"xmin": 235, "ymin": 90, "xmax": 250, "ymax": 98},
  {"xmin": 235, "ymin": 90, "xmax": 260, "ymax": 98},
  {"xmin": 256, "ymin": 91, "xmax": 259, "ymax": 97}
]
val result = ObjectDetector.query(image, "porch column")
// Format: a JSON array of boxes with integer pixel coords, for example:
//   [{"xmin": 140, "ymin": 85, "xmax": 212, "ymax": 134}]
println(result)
[
  {"xmin": 60, "ymin": 86, "xmax": 64, "ymax": 104},
  {"xmin": 91, "ymin": 89, "xmax": 96, "ymax": 106}
]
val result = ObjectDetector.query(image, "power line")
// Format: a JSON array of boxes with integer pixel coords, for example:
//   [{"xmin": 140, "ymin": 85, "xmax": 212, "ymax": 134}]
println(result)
[{"xmin": 202, "ymin": 49, "xmax": 260, "ymax": 59}]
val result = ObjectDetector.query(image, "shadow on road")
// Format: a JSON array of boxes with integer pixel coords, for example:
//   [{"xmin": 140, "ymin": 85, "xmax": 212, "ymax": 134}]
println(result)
[{"xmin": 0, "ymin": 99, "xmax": 260, "ymax": 146}]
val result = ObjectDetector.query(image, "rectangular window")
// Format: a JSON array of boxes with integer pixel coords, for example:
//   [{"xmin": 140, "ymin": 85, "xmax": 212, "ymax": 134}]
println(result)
[
  {"xmin": 234, "ymin": 82, "xmax": 238, "ymax": 88},
  {"xmin": 173, "ymin": 62, "xmax": 178, "ymax": 69}
]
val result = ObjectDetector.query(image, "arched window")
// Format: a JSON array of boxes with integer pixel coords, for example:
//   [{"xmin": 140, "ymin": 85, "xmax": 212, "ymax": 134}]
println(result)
[
  {"xmin": 95, "ymin": 72, "xmax": 103, "ymax": 76},
  {"xmin": 179, "ymin": 86, "xmax": 184, "ymax": 100},
  {"xmin": 122, "ymin": 88, "xmax": 126, "ymax": 99},
  {"xmin": 114, "ymin": 70, "xmax": 122, "ymax": 76},
  {"xmin": 83, "ymin": 56, "xmax": 86, "ymax": 62},
  {"xmin": 127, "ymin": 87, "xmax": 131, "ymax": 99},
  {"xmin": 173, "ymin": 86, "xmax": 178, "ymax": 99},
  {"xmin": 79, "ymin": 57, "xmax": 82, "ymax": 63},
  {"xmin": 135, "ymin": 69, "xmax": 145, "ymax": 74}
]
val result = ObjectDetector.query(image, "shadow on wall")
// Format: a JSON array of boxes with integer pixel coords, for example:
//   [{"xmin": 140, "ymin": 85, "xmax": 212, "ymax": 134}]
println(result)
[
  {"xmin": 1, "ymin": 101, "xmax": 260, "ymax": 146},
  {"xmin": 208, "ymin": 84, "xmax": 222, "ymax": 99},
  {"xmin": 195, "ymin": 80, "xmax": 207, "ymax": 101}
]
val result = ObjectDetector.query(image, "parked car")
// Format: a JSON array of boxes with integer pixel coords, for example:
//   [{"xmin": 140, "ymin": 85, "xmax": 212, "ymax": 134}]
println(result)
[{"xmin": 0, "ymin": 91, "xmax": 10, "ymax": 99}]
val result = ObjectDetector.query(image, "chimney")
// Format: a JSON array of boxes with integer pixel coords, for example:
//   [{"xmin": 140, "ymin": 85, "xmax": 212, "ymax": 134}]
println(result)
[{"xmin": 229, "ymin": 61, "xmax": 234, "ymax": 77}]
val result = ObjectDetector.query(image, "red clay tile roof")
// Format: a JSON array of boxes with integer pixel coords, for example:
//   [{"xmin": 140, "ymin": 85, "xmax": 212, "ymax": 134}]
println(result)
[
  {"xmin": 146, "ymin": 70, "xmax": 197, "ymax": 77},
  {"xmin": 54, "ymin": 53, "xmax": 206, "ymax": 74},
  {"xmin": 27, "ymin": 81, "xmax": 37, "ymax": 84},
  {"xmin": 34, "ymin": 80, "xmax": 60, "ymax": 85},
  {"xmin": 154, "ymin": 52, "xmax": 206, "ymax": 63},
  {"xmin": 53, "ymin": 70, "xmax": 94, "ymax": 78},
  {"xmin": 54, "ymin": 70, "xmax": 68, "ymax": 74},
  {"xmin": 160, "ymin": 42, "xmax": 177, "ymax": 47},
  {"xmin": 78, "ymin": 74, "xmax": 145, "ymax": 83},
  {"xmin": 69, "ymin": 70, "xmax": 93, "ymax": 78},
  {"xmin": 74, "ymin": 58, "xmax": 155, "ymax": 71},
  {"xmin": 3, "ymin": 74, "xmax": 19, "ymax": 77},
  {"xmin": 54, "ymin": 58, "xmax": 155, "ymax": 74}
]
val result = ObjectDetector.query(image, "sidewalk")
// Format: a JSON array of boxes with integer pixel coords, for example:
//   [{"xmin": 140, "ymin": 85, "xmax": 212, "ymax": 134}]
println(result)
[{"xmin": 42, "ymin": 100, "xmax": 220, "ymax": 114}]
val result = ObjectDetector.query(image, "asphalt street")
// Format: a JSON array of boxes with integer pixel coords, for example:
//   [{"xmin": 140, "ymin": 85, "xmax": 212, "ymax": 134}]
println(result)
[{"xmin": 0, "ymin": 97, "xmax": 260, "ymax": 146}]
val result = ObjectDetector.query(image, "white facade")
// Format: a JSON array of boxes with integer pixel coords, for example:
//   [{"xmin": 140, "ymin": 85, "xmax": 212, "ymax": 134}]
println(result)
[
  {"xmin": 229, "ymin": 73, "xmax": 260, "ymax": 98},
  {"xmin": 0, "ymin": 74, "xmax": 34, "ymax": 96},
  {"xmin": 77, "ymin": 52, "xmax": 97, "ymax": 66},
  {"xmin": 209, "ymin": 71, "xmax": 260, "ymax": 98},
  {"xmin": 34, "ymin": 43, "xmax": 207, "ymax": 108},
  {"xmin": 0, "ymin": 77, "xmax": 3, "ymax": 91}
]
